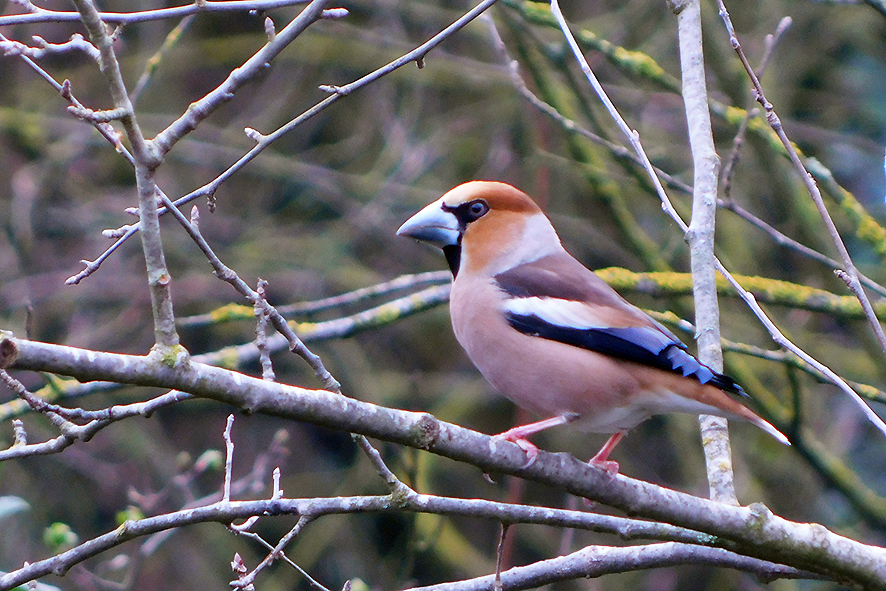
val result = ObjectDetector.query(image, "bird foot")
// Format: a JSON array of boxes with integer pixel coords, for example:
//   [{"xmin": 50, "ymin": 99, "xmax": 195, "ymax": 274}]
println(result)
[
  {"xmin": 587, "ymin": 432, "xmax": 624, "ymax": 478},
  {"xmin": 491, "ymin": 432, "xmax": 539, "ymax": 468},
  {"xmin": 491, "ymin": 415, "xmax": 576, "ymax": 468},
  {"xmin": 588, "ymin": 457, "xmax": 620, "ymax": 478}
]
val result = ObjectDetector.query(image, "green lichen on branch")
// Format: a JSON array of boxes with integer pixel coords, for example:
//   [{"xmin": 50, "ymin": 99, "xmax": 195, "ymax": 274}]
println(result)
[
  {"xmin": 502, "ymin": 0, "xmax": 680, "ymax": 92},
  {"xmin": 806, "ymin": 158, "xmax": 886, "ymax": 259},
  {"xmin": 596, "ymin": 267, "xmax": 885, "ymax": 321},
  {"xmin": 153, "ymin": 343, "xmax": 190, "ymax": 368},
  {"xmin": 209, "ymin": 303, "xmax": 254, "ymax": 323},
  {"xmin": 506, "ymin": 0, "xmax": 883, "ymax": 269}
]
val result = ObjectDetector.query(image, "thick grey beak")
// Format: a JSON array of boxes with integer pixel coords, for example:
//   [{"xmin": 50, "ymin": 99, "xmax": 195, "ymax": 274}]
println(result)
[{"xmin": 396, "ymin": 199, "xmax": 461, "ymax": 248}]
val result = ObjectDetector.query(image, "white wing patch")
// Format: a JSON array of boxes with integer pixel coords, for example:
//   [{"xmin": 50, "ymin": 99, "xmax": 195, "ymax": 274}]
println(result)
[{"xmin": 502, "ymin": 296, "xmax": 608, "ymax": 329}]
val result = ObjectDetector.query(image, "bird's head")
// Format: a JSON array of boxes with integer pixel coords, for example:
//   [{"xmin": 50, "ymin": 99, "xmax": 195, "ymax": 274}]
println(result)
[{"xmin": 397, "ymin": 181, "xmax": 562, "ymax": 277}]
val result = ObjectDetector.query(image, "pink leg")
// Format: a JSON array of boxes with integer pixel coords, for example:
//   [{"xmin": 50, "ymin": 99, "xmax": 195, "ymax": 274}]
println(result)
[
  {"xmin": 493, "ymin": 414, "xmax": 576, "ymax": 467},
  {"xmin": 589, "ymin": 432, "xmax": 625, "ymax": 477}
]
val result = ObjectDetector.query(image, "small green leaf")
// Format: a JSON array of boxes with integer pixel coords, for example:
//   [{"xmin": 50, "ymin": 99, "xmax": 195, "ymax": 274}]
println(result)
[{"xmin": 43, "ymin": 522, "xmax": 79, "ymax": 552}]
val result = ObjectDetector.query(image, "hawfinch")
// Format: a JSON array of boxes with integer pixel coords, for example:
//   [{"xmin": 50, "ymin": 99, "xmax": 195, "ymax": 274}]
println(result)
[{"xmin": 397, "ymin": 181, "xmax": 789, "ymax": 474}]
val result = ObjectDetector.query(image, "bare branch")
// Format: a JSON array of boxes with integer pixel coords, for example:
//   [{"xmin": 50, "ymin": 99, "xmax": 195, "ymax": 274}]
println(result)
[
  {"xmin": 0, "ymin": 0, "xmax": 313, "ymax": 26},
  {"xmin": 0, "ymin": 381, "xmax": 189, "ymax": 461},
  {"xmin": 720, "ymin": 17, "xmax": 791, "ymax": 198},
  {"xmin": 404, "ymin": 543, "xmax": 816, "ymax": 591},
  {"xmin": 4, "ymin": 335, "xmax": 886, "ymax": 587},
  {"xmin": 231, "ymin": 529, "xmax": 330, "ymax": 591},
  {"xmin": 164, "ymin": 198, "xmax": 339, "ymax": 391},
  {"xmin": 233, "ymin": 515, "xmax": 313, "ymax": 588},
  {"xmin": 669, "ymin": 0, "xmax": 737, "ymax": 504},
  {"xmin": 151, "ymin": 0, "xmax": 334, "ymax": 157},
  {"xmin": 716, "ymin": 0, "xmax": 886, "ymax": 361},
  {"xmin": 64, "ymin": 0, "xmax": 498, "ymax": 283},
  {"xmin": 0, "ymin": 33, "xmax": 100, "ymax": 60},
  {"xmin": 0, "ymin": 491, "xmax": 725, "ymax": 591},
  {"xmin": 69, "ymin": 0, "xmax": 180, "ymax": 350}
]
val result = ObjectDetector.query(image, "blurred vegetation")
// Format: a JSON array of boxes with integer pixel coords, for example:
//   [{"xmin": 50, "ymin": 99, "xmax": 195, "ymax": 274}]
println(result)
[{"xmin": 1, "ymin": 0, "xmax": 886, "ymax": 589}]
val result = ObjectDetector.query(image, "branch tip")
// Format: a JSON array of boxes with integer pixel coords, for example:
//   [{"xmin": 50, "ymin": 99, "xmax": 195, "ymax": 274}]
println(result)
[
  {"xmin": 12, "ymin": 418, "xmax": 27, "ymax": 445},
  {"xmin": 0, "ymin": 338, "xmax": 18, "ymax": 368},
  {"xmin": 244, "ymin": 127, "xmax": 265, "ymax": 142},
  {"xmin": 321, "ymin": 7, "xmax": 348, "ymax": 19},
  {"xmin": 318, "ymin": 84, "xmax": 348, "ymax": 95}
]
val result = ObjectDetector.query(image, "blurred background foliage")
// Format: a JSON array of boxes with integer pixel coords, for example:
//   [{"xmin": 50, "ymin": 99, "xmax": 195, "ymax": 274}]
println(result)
[{"xmin": 1, "ymin": 0, "xmax": 886, "ymax": 589}]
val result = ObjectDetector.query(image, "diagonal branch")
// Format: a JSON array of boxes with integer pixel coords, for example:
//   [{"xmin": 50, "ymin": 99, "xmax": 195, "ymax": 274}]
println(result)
[
  {"xmin": 403, "ymin": 542, "xmax": 816, "ymax": 591},
  {"xmin": 546, "ymin": 0, "xmax": 886, "ymax": 440},
  {"xmin": 715, "ymin": 0, "xmax": 886, "ymax": 361},
  {"xmin": 3, "ymin": 335, "xmax": 886, "ymax": 587},
  {"xmin": 151, "ymin": 0, "xmax": 333, "ymax": 157}
]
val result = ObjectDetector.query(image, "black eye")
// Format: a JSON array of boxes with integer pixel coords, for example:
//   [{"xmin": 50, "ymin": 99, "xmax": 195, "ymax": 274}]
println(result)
[{"xmin": 465, "ymin": 199, "xmax": 489, "ymax": 221}]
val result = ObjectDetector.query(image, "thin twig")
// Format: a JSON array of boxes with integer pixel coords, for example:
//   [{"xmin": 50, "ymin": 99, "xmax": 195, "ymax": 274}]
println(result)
[
  {"xmin": 548, "ymin": 0, "xmax": 686, "ymax": 232},
  {"xmin": 716, "ymin": 0, "xmax": 886, "ymax": 361},
  {"xmin": 232, "ymin": 528, "xmax": 331, "ymax": 591},
  {"xmin": 233, "ymin": 515, "xmax": 313, "ymax": 588},
  {"xmin": 715, "ymin": 259, "xmax": 886, "ymax": 435},
  {"xmin": 720, "ymin": 17, "xmax": 791, "ymax": 198},
  {"xmin": 65, "ymin": 0, "xmax": 500, "ymax": 283},
  {"xmin": 353, "ymin": 434, "xmax": 413, "ymax": 496},
  {"xmin": 223, "ymin": 414, "xmax": 235, "ymax": 503},
  {"xmin": 719, "ymin": 199, "xmax": 886, "ymax": 298},
  {"xmin": 494, "ymin": 523, "xmax": 510, "ymax": 591},
  {"xmin": 0, "ymin": 31, "xmax": 132, "ymax": 164},
  {"xmin": 0, "ymin": 0, "xmax": 312, "ymax": 26},
  {"xmin": 0, "ymin": 382, "xmax": 190, "ymax": 461},
  {"xmin": 172, "ymin": 200, "xmax": 339, "ymax": 391},
  {"xmin": 483, "ymin": 14, "xmax": 694, "ymax": 197},
  {"xmin": 548, "ymin": 0, "xmax": 886, "ymax": 438},
  {"xmin": 151, "ymin": 0, "xmax": 333, "ymax": 157}
]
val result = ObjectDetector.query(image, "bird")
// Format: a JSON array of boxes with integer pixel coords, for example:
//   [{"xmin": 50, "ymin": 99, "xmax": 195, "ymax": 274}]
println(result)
[{"xmin": 397, "ymin": 180, "xmax": 789, "ymax": 475}]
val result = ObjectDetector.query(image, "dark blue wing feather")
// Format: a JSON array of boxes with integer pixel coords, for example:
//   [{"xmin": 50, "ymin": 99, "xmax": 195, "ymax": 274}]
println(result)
[{"xmin": 505, "ymin": 312, "xmax": 744, "ymax": 396}]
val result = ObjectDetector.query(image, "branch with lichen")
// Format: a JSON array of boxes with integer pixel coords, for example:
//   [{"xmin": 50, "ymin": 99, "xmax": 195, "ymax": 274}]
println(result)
[
  {"xmin": 503, "ymin": 0, "xmax": 886, "ymax": 265},
  {"xmin": 6, "ymin": 268, "xmax": 879, "ymax": 424},
  {"xmin": 501, "ymin": 0, "xmax": 680, "ymax": 93},
  {"xmin": 498, "ymin": 13, "xmax": 673, "ymax": 272},
  {"xmin": 0, "ymin": 283, "xmax": 450, "ymax": 420},
  {"xmin": 634, "ymin": 308, "xmax": 886, "ymax": 529},
  {"xmin": 597, "ymin": 268, "xmax": 886, "ymax": 321}
]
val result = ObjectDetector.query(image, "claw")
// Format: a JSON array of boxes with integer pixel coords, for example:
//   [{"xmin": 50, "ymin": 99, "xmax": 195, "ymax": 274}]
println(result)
[
  {"xmin": 491, "ymin": 414, "xmax": 576, "ymax": 468},
  {"xmin": 492, "ymin": 432, "xmax": 538, "ymax": 468},
  {"xmin": 588, "ymin": 432, "xmax": 625, "ymax": 478},
  {"xmin": 589, "ymin": 457, "xmax": 620, "ymax": 478}
]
